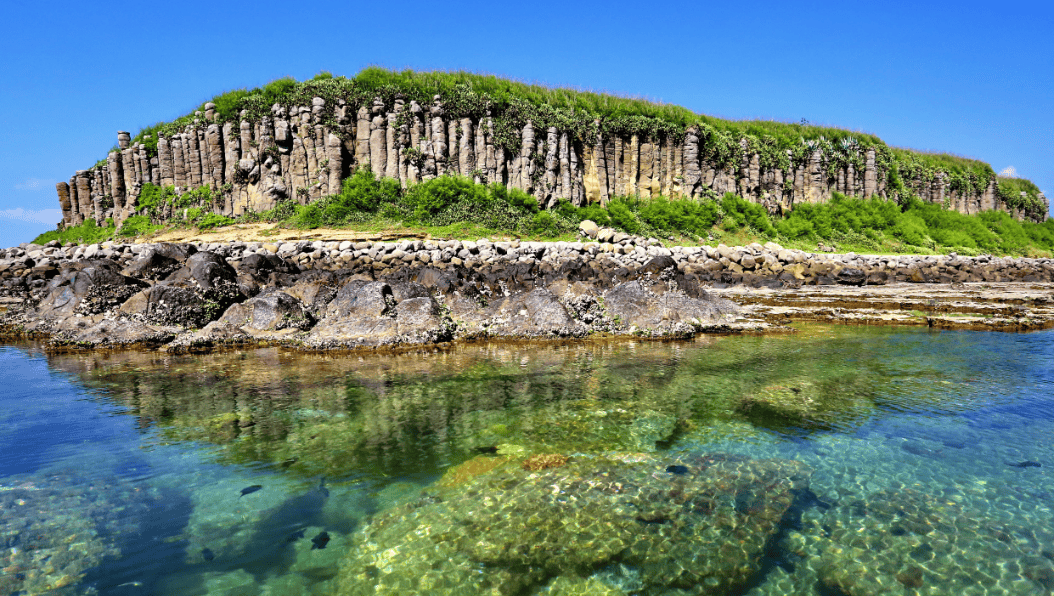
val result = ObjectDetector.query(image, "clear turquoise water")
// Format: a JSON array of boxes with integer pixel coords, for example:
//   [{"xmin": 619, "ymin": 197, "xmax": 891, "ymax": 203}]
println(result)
[{"xmin": 1, "ymin": 326, "xmax": 1053, "ymax": 595}]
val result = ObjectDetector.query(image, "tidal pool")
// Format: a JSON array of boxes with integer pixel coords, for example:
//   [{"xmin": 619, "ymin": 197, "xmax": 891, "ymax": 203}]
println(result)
[{"xmin": 1, "ymin": 325, "xmax": 1052, "ymax": 595}]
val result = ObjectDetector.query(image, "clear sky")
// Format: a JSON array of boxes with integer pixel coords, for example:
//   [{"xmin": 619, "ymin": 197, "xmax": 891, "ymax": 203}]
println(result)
[{"xmin": 1, "ymin": 0, "xmax": 1050, "ymax": 247}]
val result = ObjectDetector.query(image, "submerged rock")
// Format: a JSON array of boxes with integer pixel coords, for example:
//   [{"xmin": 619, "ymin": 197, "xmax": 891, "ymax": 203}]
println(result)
[
  {"xmin": 811, "ymin": 487, "xmax": 1054, "ymax": 595},
  {"xmin": 497, "ymin": 404, "xmax": 680, "ymax": 453},
  {"xmin": 336, "ymin": 451, "xmax": 812, "ymax": 595},
  {"xmin": 0, "ymin": 471, "xmax": 158, "ymax": 595}
]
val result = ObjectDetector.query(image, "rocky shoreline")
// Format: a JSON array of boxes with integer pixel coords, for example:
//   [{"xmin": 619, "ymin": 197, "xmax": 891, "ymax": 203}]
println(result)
[{"xmin": 2, "ymin": 232, "xmax": 1053, "ymax": 353}]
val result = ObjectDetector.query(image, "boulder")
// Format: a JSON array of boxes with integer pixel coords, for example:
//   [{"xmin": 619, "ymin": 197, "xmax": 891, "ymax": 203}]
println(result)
[
  {"xmin": 306, "ymin": 280, "xmax": 452, "ymax": 348},
  {"xmin": 281, "ymin": 271, "xmax": 350, "ymax": 316},
  {"xmin": 233, "ymin": 252, "xmax": 299, "ymax": 289},
  {"xmin": 166, "ymin": 251, "xmax": 239, "ymax": 290},
  {"xmin": 835, "ymin": 267, "xmax": 867, "ymax": 286},
  {"xmin": 578, "ymin": 219, "xmax": 600, "ymax": 238},
  {"xmin": 215, "ymin": 290, "xmax": 314, "ymax": 333},
  {"xmin": 36, "ymin": 261, "xmax": 147, "ymax": 318},
  {"xmin": 122, "ymin": 248, "xmax": 185, "ymax": 281},
  {"xmin": 118, "ymin": 251, "xmax": 250, "ymax": 328},
  {"xmin": 603, "ymin": 281, "xmax": 736, "ymax": 333},
  {"xmin": 120, "ymin": 284, "xmax": 231, "ymax": 328},
  {"xmin": 639, "ymin": 255, "xmax": 676, "ymax": 276}
]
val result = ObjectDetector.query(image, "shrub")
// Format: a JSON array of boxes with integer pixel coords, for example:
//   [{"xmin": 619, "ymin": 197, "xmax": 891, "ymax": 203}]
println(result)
[
  {"xmin": 606, "ymin": 199, "xmax": 643, "ymax": 235},
  {"xmin": 197, "ymin": 213, "xmax": 234, "ymax": 230},
  {"xmin": 402, "ymin": 176, "xmax": 491, "ymax": 223},
  {"xmin": 720, "ymin": 193, "xmax": 776, "ymax": 237},
  {"xmin": 117, "ymin": 215, "xmax": 159, "ymax": 238},
  {"xmin": 332, "ymin": 168, "xmax": 401, "ymax": 214},
  {"xmin": 638, "ymin": 197, "xmax": 720, "ymax": 236},
  {"xmin": 291, "ymin": 203, "xmax": 325, "ymax": 229},
  {"xmin": 137, "ymin": 183, "xmax": 178, "ymax": 220},
  {"xmin": 892, "ymin": 213, "xmax": 929, "ymax": 247},
  {"xmin": 776, "ymin": 216, "xmax": 816, "ymax": 240},
  {"xmin": 530, "ymin": 211, "xmax": 564, "ymax": 236},
  {"xmin": 33, "ymin": 219, "xmax": 116, "ymax": 246},
  {"xmin": 488, "ymin": 183, "xmax": 539, "ymax": 214}
]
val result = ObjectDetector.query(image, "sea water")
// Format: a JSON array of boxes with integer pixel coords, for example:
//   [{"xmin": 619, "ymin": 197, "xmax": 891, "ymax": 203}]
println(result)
[{"xmin": 0, "ymin": 325, "xmax": 1052, "ymax": 595}]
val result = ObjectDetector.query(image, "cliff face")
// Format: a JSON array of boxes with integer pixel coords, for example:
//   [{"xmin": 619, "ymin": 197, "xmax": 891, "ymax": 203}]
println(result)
[{"xmin": 54, "ymin": 96, "xmax": 1049, "ymax": 229}]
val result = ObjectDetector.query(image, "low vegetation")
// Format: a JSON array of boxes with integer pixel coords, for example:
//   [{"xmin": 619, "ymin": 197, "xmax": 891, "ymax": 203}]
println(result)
[{"xmin": 34, "ymin": 172, "xmax": 1054, "ymax": 258}]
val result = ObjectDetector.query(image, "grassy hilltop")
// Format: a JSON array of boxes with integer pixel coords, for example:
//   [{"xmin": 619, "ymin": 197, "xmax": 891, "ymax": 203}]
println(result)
[{"xmin": 43, "ymin": 68, "xmax": 1052, "ymax": 256}]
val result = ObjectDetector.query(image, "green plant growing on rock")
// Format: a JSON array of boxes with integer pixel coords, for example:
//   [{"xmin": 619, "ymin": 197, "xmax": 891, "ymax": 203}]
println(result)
[{"xmin": 34, "ymin": 219, "xmax": 116, "ymax": 246}]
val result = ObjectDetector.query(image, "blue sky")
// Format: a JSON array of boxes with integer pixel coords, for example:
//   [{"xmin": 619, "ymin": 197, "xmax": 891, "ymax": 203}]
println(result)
[{"xmin": 1, "ymin": 0, "xmax": 1050, "ymax": 247}]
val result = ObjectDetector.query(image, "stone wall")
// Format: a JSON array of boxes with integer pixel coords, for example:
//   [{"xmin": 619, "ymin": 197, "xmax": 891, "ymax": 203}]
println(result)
[{"xmin": 55, "ymin": 97, "xmax": 1049, "ymax": 229}]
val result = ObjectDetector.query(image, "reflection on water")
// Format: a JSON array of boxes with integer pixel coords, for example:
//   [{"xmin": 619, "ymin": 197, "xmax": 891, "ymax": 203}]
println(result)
[{"xmin": 1, "ymin": 325, "xmax": 1052, "ymax": 595}]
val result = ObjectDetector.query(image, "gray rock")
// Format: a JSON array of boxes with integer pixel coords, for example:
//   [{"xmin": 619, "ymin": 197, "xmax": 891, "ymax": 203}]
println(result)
[
  {"xmin": 51, "ymin": 317, "xmax": 176, "ymax": 348},
  {"xmin": 36, "ymin": 261, "xmax": 147, "ymax": 318},
  {"xmin": 307, "ymin": 280, "xmax": 451, "ymax": 348},
  {"xmin": 604, "ymin": 281, "xmax": 736, "ymax": 333},
  {"xmin": 216, "ymin": 290, "xmax": 314, "ymax": 332}
]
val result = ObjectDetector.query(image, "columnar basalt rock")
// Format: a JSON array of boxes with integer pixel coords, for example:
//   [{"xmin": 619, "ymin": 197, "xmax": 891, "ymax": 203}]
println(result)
[
  {"xmin": 56, "ymin": 182, "xmax": 72, "ymax": 225},
  {"xmin": 369, "ymin": 99, "xmax": 386, "ymax": 179},
  {"xmin": 430, "ymin": 98, "xmax": 446, "ymax": 178},
  {"xmin": 55, "ymin": 92, "xmax": 1049, "ymax": 231},
  {"xmin": 74, "ymin": 171, "xmax": 92, "ymax": 225},
  {"xmin": 107, "ymin": 152, "xmax": 125, "ymax": 219}
]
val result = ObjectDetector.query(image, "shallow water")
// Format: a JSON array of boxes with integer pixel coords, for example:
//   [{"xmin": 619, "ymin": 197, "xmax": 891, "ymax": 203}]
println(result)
[{"xmin": 1, "ymin": 325, "xmax": 1053, "ymax": 595}]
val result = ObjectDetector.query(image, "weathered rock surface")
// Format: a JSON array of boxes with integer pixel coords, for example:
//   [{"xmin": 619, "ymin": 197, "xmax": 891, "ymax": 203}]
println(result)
[
  {"xmin": 37, "ymin": 260, "xmax": 146, "ymax": 319},
  {"xmin": 604, "ymin": 281, "xmax": 737, "ymax": 334},
  {"xmin": 119, "ymin": 251, "xmax": 247, "ymax": 328},
  {"xmin": 304, "ymin": 280, "xmax": 452, "ymax": 349},
  {"xmin": 3, "ymin": 237, "xmax": 1053, "ymax": 351}
]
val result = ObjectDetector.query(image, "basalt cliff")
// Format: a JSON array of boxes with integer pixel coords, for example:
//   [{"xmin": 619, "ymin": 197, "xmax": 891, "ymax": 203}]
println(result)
[{"xmin": 53, "ymin": 70, "xmax": 1047, "ymax": 230}]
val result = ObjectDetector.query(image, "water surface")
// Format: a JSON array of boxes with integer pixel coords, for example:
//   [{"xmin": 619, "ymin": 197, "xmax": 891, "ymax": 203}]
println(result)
[{"xmin": 2, "ymin": 325, "xmax": 1053, "ymax": 595}]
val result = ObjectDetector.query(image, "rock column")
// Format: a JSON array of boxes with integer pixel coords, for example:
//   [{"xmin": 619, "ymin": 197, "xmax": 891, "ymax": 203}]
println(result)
[{"xmin": 56, "ymin": 182, "xmax": 72, "ymax": 227}]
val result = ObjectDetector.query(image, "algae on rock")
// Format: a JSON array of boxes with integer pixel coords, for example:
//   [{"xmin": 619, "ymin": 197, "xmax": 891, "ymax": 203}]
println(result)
[{"xmin": 336, "ymin": 451, "xmax": 812, "ymax": 596}]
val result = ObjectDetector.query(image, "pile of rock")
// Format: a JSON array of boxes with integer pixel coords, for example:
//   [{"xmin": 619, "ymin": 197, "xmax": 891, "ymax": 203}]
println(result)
[
  {"xmin": 0, "ymin": 237, "xmax": 747, "ymax": 352},
  {"xmin": 2, "ymin": 235, "xmax": 1053, "ymax": 352}
]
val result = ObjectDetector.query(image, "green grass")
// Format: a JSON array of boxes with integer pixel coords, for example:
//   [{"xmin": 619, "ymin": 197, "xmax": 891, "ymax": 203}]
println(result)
[
  {"xmin": 238, "ymin": 173, "xmax": 1052, "ymax": 257},
  {"xmin": 32, "ymin": 173, "xmax": 1054, "ymax": 256},
  {"xmin": 34, "ymin": 219, "xmax": 117, "ymax": 246}
]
